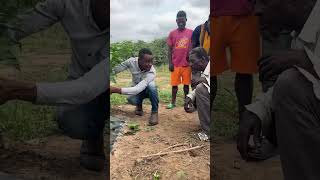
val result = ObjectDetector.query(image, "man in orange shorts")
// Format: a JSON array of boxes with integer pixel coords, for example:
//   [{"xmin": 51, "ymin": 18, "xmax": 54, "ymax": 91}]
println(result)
[
  {"xmin": 210, "ymin": 0, "xmax": 261, "ymax": 116},
  {"xmin": 167, "ymin": 10, "xmax": 193, "ymax": 109}
]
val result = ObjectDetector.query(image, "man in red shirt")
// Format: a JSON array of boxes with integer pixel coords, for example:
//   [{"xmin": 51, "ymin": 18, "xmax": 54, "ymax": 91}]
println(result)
[{"xmin": 167, "ymin": 11, "xmax": 193, "ymax": 109}]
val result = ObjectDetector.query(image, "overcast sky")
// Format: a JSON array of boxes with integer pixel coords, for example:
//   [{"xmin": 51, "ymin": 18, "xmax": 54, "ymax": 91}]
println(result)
[{"xmin": 110, "ymin": 0, "xmax": 210, "ymax": 43}]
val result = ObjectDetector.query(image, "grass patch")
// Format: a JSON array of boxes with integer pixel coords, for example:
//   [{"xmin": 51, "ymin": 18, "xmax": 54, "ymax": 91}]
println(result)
[
  {"xmin": 0, "ymin": 24, "xmax": 70, "ymax": 141},
  {"xmin": 0, "ymin": 102, "xmax": 59, "ymax": 141}
]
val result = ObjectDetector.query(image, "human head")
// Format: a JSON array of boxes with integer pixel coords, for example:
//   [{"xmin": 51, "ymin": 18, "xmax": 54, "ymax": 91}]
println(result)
[
  {"xmin": 254, "ymin": 0, "xmax": 316, "ymax": 39},
  {"xmin": 188, "ymin": 47, "xmax": 209, "ymax": 71},
  {"xmin": 138, "ymin": 48, "xmax": 153, "ymax": 71},
  {"xmin": 176, "ymin": 10, "xmax": 187, "ymax": 30}
]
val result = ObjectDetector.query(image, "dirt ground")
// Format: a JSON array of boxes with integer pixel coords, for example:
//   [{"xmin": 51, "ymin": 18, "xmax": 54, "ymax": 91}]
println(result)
[
  {"xmin": 0, "ymin": 52, "xmax": 108, "ymax": 180},
  {"xmin": 110, "ymin": 104, "xmax": 210, "ymax": 180},
  {"xmin": 0, "ymin": 135, "xmax": 108, "ymax": 180},
  {"xmin": 0, "ymin": 52, "xmax": 284, "ymax": 180},
  {"xmin": 213, "ymin": 137, "xmax": 283, "ymax": 180}
]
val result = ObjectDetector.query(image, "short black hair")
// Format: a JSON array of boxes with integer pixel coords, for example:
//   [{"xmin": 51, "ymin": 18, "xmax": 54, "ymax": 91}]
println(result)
[
  {"xmin": 190, "ymin": 47, "xmax": 209, "ymax": 62},
  {"xmin": 138, "ymin": 48, "xmax": 152, "ymax": 60},
  {"xmin": 176, "ymin": 10, "xmax": 187, "ymax": 18}
]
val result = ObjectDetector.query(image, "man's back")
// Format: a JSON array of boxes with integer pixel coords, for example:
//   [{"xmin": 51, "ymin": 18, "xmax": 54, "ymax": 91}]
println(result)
[{"xmin": 9, "ymin": 0, "xmax": 108, "ymax": 78}]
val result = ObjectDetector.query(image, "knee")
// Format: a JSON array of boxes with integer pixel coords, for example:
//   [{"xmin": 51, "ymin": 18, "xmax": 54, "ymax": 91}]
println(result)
[
  {"xmin": 146, "ymin": 82, "xmax": 157, "ymax": 93},
  {"xmin": 56, "ymin": 108, "xmax": 89, "ymax": 139},
  {"xmin": 273, "ymin": 68, "xmax": 302, "ymax": 104},
  {"xmin": 195, "ymin": 83, "xmax": 207, "ymax": 96}
]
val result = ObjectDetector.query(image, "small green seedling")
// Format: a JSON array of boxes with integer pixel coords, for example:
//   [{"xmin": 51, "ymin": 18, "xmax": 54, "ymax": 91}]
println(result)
[
  {"xmin": 153, "ymin": 171, "xmax": 160, "ymax": 180},
  {"xmin": 127, "ymin": 122, "xmax": 140, "ymax": 134}
]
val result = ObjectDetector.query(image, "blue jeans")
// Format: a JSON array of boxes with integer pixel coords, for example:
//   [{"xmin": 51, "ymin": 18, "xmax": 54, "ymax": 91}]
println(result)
[{"xmin": 127, "ymin": 82, "xmax": 159, "ymax": 113}]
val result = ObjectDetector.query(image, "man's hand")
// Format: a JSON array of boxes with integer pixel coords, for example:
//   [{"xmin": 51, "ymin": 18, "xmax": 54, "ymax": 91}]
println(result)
[
  {"xmin": 184, "ymin": 97, "xmax": 193, "ymax": 113},
  {"xmin": 110, "ymin": 86, "xmax": 121, "ymax": 94},
  {"xmin": 237, "ymin": 110, "xmax": 262, "ymax": 160},
  {"xmin": 169, "ymin": 63, "xmax": 174, "ymax": 72},
  {"xmin": 0, "ymin": 77, "xmax": 36, "ymax": 104},
  {"xmin": 258, "ymin": 49, "xmax": 309, "ymax": 82},
  {"xmin": 191, "ymin": 77, "xmax": 207, "ymax": 89}
]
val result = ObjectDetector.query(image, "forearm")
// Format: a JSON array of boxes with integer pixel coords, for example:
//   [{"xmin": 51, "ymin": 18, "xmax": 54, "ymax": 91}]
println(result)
[
  {"xmin": 121, "ymin": 81, "xmax": 148, "ymax": 96},
  {"xmin": 36, "ymin": 59, "xmax": 108, "ymax": 105}
]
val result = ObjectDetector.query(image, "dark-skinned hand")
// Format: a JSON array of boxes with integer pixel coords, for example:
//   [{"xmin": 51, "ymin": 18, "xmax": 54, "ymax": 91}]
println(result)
[
  {"xmin": 191, "ymin": 77, "xmax": 207, "ymax": 89},
  {"xmin": 258, "ymin": 49, "xmax": 308, "ymax": 82},
  {"xmin": 237, "ymin": 110, "xmax": 262, "ymax": 160},
  {"xmin": 184, "ymin": 97, "xmax": 193, "ymax": 113}
]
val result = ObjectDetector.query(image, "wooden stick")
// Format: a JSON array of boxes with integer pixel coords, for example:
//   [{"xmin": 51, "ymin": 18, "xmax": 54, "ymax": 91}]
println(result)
[
  {"xmin": 141, "ymin": 145, "xmax": 204, "ymax": 158},
  {"xmin": 158, "ymin": 143, "xmax": 189, "ymax": 153}
]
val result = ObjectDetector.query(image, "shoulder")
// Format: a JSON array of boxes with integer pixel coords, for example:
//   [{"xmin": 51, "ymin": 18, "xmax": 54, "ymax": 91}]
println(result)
[
  {"xmin": 194, "ymin": 25, "xmax": 201, "ymax": 32},
  {"xmin": 169, "ymin": 29, "xmax": 178, "ymax": 35},
  {"xmin": 125, "ymin": 57, "xmax": 138, "ymax": 65},
  {"xmin": 187, "ymin": 28, "xmax": 193, "ymax": 32}
]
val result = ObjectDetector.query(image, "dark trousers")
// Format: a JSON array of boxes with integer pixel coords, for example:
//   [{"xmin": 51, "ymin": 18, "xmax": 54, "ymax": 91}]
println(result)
[
  {"xmin": 195, "ymin": 83, "xmax": 210, "ymax": 134},
  {"xmin": 273, "ymin": 68, "xmax": 320, "ymax": 180}
]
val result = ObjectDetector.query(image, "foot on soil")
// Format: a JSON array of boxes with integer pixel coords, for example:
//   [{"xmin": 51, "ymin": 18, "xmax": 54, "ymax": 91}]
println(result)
[
  {"xmin": 135, "ymin": 105, "xmax": 143, "ymax": 116},
  {"xmin": 198, "ymin": 132, "xmax": 209, "ymax": 141},
  {"xmin": 80, "ymin": 138, "xmax": 106, "ymax": 171}
]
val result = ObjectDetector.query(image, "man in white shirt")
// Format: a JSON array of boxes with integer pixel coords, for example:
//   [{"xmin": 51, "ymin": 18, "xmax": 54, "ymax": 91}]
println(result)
[
  {"xmin": 0, "ymin": 0, "xmax": 108, "ymax": 172},
  {"xmin": 110, "ymin": 48, "xmax": 159, "ymax": 126},
  {"xmin": 184, "ymin": 47, "xmax": 210, "ymax": 140},
  {"xmin": 238, "ymin": 0, "xmax": 320, "ymax": 179}
]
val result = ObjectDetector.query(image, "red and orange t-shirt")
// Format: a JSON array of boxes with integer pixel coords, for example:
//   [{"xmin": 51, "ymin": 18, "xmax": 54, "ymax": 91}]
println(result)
[
  {"xmin": 211, "ymin": 0, "xmax": 254, "ymax": 16},
  {"xmin": 167, "ymin": 28, "xmax": 193, "ymax": 67}
]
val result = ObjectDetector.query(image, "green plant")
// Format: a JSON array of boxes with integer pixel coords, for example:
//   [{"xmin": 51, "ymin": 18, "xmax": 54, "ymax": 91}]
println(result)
[{"xmin": 153, "ymin": 171, "xmax": 160, "ymax": 180}]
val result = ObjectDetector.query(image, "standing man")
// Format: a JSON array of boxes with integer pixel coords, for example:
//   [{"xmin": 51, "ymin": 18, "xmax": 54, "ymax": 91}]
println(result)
[
  {"xmin": 191, "ymin": 17, "xmax": 210, "ymax": 54},
  {"xmin": 167, "ymin": 10, "xmax": 193, "ymax": 109},
  {"xmin": 110, "ymin": 48, "xmax": 159, "ymax": 126},
  {"xmin": 191, "ymin": 17, "xmax": 211, "ymax": 90},
  {"xmin": 210, "ymin": 0, "xmax": 261, "ymax": 116},
  {"xmin": 2, "ymin": 0, "xmax": 108, "ymax": 172}
]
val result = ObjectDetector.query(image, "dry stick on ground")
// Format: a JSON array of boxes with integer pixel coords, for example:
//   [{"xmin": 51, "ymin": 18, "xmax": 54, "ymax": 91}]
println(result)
[
  {"xmin": 158, "ymin": 143, "xmax": 189, "ymax": 153},
  {"xmin": 141, "ymin": 145, "xmax": 204, "ymax": 159}
]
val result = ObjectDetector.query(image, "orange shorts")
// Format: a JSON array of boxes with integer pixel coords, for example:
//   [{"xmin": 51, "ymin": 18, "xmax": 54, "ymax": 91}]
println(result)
[
  {"xmin": 210, "ymin": 15, "xmax": 261, "ymax": 75},
  {"xmin": 170, "ymin": 66, "xmax": 191, "ymax": 86}
]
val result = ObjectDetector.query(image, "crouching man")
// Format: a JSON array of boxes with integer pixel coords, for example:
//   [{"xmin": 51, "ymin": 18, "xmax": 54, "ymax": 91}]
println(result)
[
  {"xmin": 184, "ymin": 47, "xmax": 210, "ymax": 140},
  {"xmin": 110, "ymin": 48, "xmax": 159, "ymax": 126}
]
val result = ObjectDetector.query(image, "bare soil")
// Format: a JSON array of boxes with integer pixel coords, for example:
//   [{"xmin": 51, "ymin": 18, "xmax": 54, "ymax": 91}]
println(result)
[{"xmin": 110, "ymin": 104, "xmax": 210, "ymax": 180}]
